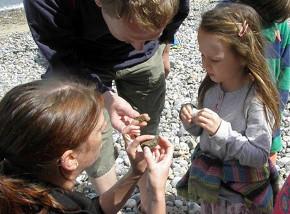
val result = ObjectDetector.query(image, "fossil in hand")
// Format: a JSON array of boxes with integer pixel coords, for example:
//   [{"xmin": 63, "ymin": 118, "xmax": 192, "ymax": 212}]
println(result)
[
  {"xmin": 134, "ymin": 114, "xmax": 150, "ymax": 123},
  {"xmin": 140, "ymin": 135, "xmax": 160, "ymax": 149}
]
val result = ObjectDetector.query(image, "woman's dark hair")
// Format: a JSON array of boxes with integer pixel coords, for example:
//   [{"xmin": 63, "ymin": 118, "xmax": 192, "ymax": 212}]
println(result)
[{"xmin": 0, "ymin": 77, "xmax": 103, "ymax": 213}]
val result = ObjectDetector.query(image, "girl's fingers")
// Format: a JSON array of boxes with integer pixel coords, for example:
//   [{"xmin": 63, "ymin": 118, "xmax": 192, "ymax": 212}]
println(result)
[
  {"xmin": 182, "ymin": 105, "xmax": 192, "ymax": 116},
  {"xmin": 197, "ymin": 110, "xmax": 213, "ymax": 120},
  {"xmin": 195, "ymin": 113, "xmax": 210, "ymax": 124},
  {"xmin": 180, "ymin": 110, "xmax": 193, "ymax": 122},
  {"xmin": 197, "ymin": 121, "xmax": 209, "ymax": 130},
  {"xmin": 180, "ymin": 113, "xmax": 188, "ymax": 122}
]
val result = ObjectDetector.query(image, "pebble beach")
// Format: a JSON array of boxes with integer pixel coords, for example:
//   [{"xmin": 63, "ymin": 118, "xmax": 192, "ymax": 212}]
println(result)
[{"xmin": 0, "ymin": 1, "xmax": 289, "ymax": 213}]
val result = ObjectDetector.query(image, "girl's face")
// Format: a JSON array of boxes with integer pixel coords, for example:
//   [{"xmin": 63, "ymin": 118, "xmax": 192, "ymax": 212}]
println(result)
[
  {"xmin": 76, "ymin": 110, "xmax": 107, "ymax": 170},
  {"xmin": 198, "ymin": 29, "xmax": 246, "ymax": 91}
]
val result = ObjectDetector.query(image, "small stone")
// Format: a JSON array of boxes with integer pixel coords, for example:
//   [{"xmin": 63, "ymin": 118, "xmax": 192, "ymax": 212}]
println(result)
[
  {"xmin": 175, "ymin": 199, "xmax": 184, "ymax": 207},
  {"xmin": 171, "ymin": 176, "xmax": 182, "ymax": 187},
  {"xmin": 125, "ymin": 199, "xmax": 137, "ymax": 209},
  {"xmin": 166, "ymin": 201, "xmax": 174, "ymax": 207},
  {"xmin": 277, "ymin": 157, "xmax": 290, "ymax": 167},
  {"xmin": 140, "ymin": 135, "xmax": 160, "ymax": 149}
]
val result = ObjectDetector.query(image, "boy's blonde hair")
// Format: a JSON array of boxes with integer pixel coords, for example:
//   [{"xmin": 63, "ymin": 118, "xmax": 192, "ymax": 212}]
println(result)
[
  {"xmin": 198, "ymin": 3, "xmax": 280, "ymax": 129},
  {"xmin": 100, "ymin": 0, "xmax": 180, "ymax": 31}
]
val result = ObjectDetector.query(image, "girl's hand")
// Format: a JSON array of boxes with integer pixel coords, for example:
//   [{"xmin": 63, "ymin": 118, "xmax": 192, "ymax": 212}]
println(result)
[
  {"xmin": 179, "ymin": 103, "xmax": 199, "ymax": 126},
  {"xmin": 180, "ymin": 104, "xmax": 194, "ymax": 123},
  {"xmin": 143, "ymin": 136, "xmax": 173, "ymax": 193},
  {"xmin": 193, "ymin": 108, "xmax": 222, "ymax": 136},
  {"xmin": 126, "ymin": 135, "xmax": 155, "ymax": 175}
]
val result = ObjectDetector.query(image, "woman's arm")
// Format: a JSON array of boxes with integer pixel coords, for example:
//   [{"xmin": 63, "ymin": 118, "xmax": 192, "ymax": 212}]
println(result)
[
  {"xmin": 99, "ymin": 169, "xmax": 142, "ymax": 213},
  {"xmin": 143, "ymin": 137, "xmax": 173, "ymax": 214},
  {"xmin": 99, "ymin": 136, "xmax": 173, "ymax": 214}
]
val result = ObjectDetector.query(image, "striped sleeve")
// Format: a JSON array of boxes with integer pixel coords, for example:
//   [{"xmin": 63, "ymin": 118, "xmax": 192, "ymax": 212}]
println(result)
[{"xmin": 277, "ymin": 21, "xmax": 290, "ymax": 92}]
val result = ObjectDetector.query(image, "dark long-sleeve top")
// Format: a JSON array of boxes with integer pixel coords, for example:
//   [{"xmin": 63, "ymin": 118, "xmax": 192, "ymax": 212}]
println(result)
[{"xmin": 24, "ymin": 0, "xmax": 189, "ymax": 90}]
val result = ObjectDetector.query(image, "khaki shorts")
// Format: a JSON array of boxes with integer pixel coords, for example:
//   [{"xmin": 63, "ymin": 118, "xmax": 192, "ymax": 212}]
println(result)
[{"xmin": 86, "ymin": 45, "xmax": 166, "ymax": 177}]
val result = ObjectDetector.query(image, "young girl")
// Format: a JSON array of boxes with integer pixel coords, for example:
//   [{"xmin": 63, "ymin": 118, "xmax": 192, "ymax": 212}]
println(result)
[{"xmin": 177, "ymin": 3, "xmax": 280, "ymax": 214}]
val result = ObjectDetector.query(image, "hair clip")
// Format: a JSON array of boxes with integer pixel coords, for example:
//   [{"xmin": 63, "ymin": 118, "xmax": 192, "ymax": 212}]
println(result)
[{"xmin": 238, "ymin": 20, "xmax": 249, "ymax": 37}]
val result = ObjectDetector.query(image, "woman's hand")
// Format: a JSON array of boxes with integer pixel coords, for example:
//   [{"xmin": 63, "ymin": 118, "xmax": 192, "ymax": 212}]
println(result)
[
  {"xmin": 143, "ymin": 136, "xmax": 173, "ymax": 193},
  {"xmin": 126, "ymin": 135, "xmax": 156, "ymax": 175}
]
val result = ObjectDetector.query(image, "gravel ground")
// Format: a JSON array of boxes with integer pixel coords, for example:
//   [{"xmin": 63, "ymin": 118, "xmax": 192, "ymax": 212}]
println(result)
[{"xmin": 0, "ymin": 1, "xmax": 289, "ymax": 213}]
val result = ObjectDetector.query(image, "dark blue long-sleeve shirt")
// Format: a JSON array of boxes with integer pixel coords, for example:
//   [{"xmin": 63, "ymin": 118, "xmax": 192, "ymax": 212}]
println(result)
[{"xmin": 24, "ymin": 0, "xmax": 189, "ymax": 91}]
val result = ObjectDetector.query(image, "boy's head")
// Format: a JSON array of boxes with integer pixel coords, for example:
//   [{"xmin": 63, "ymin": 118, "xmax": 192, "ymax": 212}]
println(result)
[
  {"xmin": 235, "ymin": 0, "xmax": 290, "ymax": 25},
  {"xmin": 95, "ymin": 0, "xmax": 179, "ymax": 50}
]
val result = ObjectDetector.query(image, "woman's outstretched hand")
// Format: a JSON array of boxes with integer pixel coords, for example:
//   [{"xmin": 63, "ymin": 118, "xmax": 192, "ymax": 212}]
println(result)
[
  {"xmin": 126, "ymin": 135, "xmax": 156, "ymax": 175},
  {"xmin": 143, "ymin": 136, "xmax": 173, "ymax": 191}
]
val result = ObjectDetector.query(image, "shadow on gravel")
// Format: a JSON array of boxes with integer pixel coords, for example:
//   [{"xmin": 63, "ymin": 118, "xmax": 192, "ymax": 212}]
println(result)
[{"xmin": 34, "ymin": 50, "xmax": 49, "ymax": 70}]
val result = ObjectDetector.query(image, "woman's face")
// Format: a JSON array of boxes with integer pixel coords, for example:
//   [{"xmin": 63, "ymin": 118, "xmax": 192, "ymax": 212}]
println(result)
[{"xmin": 76, "ymin": 110, "xmax": 107, "ymax": 170}]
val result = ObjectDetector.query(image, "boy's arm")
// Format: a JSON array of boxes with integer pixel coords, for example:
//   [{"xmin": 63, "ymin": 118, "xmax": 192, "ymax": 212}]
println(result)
[
  {"xmin": 159, "ymin": 0, "xmax": 190, "ymax": 43},
  {"xmin": 277, "ymin": 21, "xmax": 290, "ymax": 111},
  {"xmin": 23, "ymin": 0, "xmax": 109, "ymax": 91}
]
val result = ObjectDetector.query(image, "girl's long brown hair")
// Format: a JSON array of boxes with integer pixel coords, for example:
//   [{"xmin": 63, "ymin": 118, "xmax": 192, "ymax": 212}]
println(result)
[
  {"xmin": 0, "ymin": 77, "xmax": 103, "ymax": 213},
  {"xmin": 198, "ymin": 3, "xmax": 280, "ymax": 130}
]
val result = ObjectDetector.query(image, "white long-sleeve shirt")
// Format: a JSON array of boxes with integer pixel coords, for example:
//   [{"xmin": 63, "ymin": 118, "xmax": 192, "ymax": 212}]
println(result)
[{"xmin": 183, "ymin": 83, "xmax": 273, "ymax": 168}]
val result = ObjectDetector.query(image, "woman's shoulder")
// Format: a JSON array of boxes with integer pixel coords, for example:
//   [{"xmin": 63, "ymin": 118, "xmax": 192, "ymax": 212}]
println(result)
[{"xmin": 50, "ymin": 188, "xmax": 103, "ymax": 214}]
